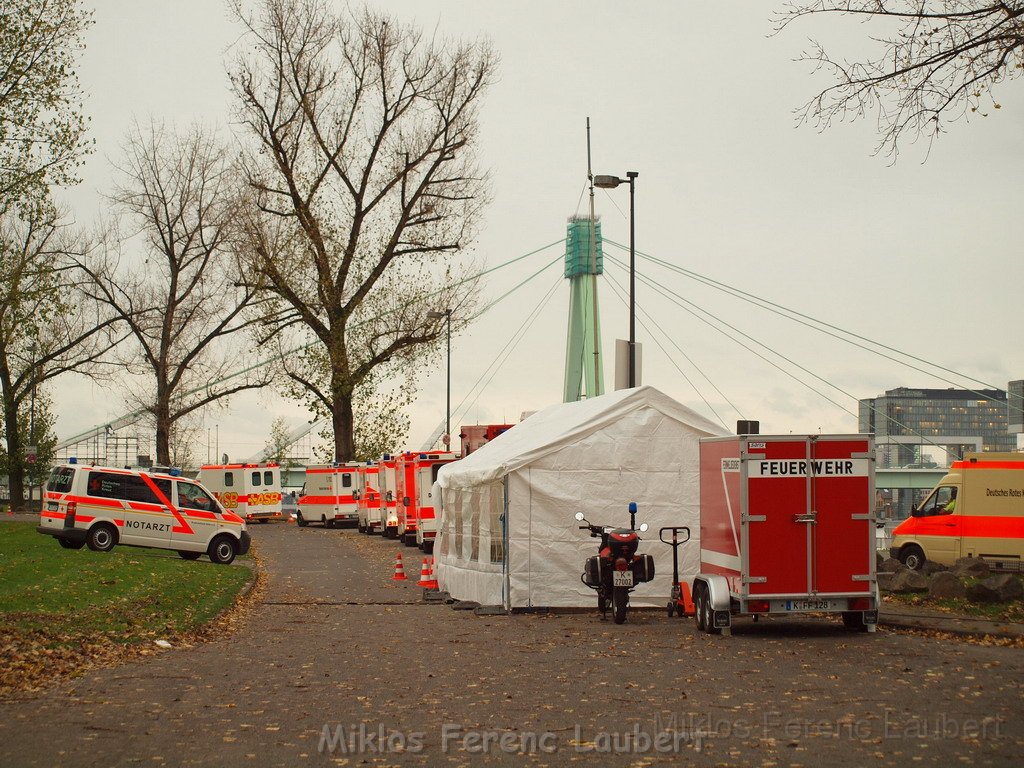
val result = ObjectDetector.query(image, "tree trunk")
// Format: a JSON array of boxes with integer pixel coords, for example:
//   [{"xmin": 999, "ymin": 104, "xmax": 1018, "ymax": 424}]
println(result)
[
  {"xmin": 155, "ymin": 399, "xmax": 172, "ymax": 466},
  {"xmin": 332, "ymin": 394, "xmax": 356, "ymax": 463},
  {"xmin": 2, "ymin": 392, "xmax": 26, "ymax": 511}
]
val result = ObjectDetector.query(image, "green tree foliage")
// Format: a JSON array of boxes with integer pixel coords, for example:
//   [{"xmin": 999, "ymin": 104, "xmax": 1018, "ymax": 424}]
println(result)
[
  {"xmin": 230, "ymin": 0, "xmax": 492, "ymax": 462},
  {"xmin": 0, "ymin": 204, "xmax": 119, "ymax": 508},
  {"xmin": 776, "ymin": 1, "xmax": 1024, "ymax": 158},
  {"xmin": 0, "ymin": 0, "xmax": 93, "ymax": 213}
]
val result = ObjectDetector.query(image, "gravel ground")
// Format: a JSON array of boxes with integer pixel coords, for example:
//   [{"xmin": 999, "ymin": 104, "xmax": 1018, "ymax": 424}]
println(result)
[{"xmin": 1, "ymin": 522, "xmax": 1021, "ymax": 767}]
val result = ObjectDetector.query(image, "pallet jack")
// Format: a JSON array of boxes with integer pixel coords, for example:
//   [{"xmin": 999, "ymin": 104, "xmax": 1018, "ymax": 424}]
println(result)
[{"xmin": 659, "ymin": 526, "xmax": 695, "ymax": 618}]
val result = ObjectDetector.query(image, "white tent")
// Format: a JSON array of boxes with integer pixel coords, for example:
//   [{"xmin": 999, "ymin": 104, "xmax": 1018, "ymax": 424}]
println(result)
[{"xmin": 433, "ymin": 386, "xmax": 728, "ymax": 610}]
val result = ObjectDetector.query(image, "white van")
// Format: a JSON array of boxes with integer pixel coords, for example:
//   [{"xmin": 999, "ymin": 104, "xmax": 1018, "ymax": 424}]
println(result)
[{"xmin": 36, "ymin": 462, "xmax": 251, "ymax": 564}]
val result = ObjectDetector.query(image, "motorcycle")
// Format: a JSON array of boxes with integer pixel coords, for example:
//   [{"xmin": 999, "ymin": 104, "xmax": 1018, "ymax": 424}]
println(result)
[{"xmin": 575, "ymin": 503, "xmax": 656, "ymax": 624}]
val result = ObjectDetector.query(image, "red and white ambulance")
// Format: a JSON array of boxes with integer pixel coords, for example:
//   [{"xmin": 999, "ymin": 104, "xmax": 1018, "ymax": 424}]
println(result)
[
  {"xmin": 394, "ymin": 451, "xmax": 458, "ymax": 551},
  {"xmin": 297, "ymin": 463, "xmax": 361, "ymax": 528},
  {"xmin": 198, "ymin": 462, "xmax": 283, "ymax": 524},
  {"xmin": 36, "ymin": 461, "xmax": 250, "ymax": 564},
  {"xmin": 356, "ymin": 461, "xmax": 383, "ymax": 534},
  {"xmin": 693, "ymin": 434, "xmax": 878, "ymax": 635},
  {"xmin": 377, "ymin": 455, "xmax": 400, "ymax": 538}
]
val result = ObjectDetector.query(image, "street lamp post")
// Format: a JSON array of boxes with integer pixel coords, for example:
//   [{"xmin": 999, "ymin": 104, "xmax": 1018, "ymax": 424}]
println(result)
[
  {"xmin": 593, "ymin": 171, "xmax": 639, "ymax": 387},
  {"xmin": 428, "ymin": 309, "xmax": 452, "ymax": 449}
]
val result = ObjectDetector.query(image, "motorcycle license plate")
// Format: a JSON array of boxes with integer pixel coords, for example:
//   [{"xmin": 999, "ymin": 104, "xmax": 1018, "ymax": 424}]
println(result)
[{"xmin": 612, "ymin": 571, "xmax": 634, "ymax": 588}]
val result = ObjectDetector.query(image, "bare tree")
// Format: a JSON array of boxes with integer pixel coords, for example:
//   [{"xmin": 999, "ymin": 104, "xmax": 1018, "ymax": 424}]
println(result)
[
  {"xmin": 1, "ymin": 0, "xmax": 92, "ymax": 214},
  {"xmin": 775, "ymin": 1, "xmax": 1024, "ymax": 158},
  {"xmin": 80, "ymin": 121, "xmax": 276, "ymax": 465},
  {"xmin": 229, "ymin": 0, "xmax": 494, "ymax": 461},
  {"xmin": 0, "ymin": 203, "xmax": 122, "ymax": 508}
]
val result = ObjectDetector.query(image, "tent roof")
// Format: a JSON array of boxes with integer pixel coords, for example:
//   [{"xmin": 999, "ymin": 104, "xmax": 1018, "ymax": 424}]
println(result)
[{"xmin": 437, "ymin": 385, "xmax": 729, "ymax": 488}]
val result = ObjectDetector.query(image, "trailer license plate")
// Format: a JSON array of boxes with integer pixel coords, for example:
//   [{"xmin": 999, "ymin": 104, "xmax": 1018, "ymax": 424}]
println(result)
[
  {"xmin": 612, "ymin": 572, "xmax": 634, "ymax": 588},
  {"xmin": 784, "ymin": 599, "xmax": 837, "ymax": 611}
]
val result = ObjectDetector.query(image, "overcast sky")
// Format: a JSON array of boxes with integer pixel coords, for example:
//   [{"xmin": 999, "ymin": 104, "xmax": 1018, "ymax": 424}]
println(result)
[{"xmin": 55, "ymin": 1, "xmax": 1024, "ymax": 460}]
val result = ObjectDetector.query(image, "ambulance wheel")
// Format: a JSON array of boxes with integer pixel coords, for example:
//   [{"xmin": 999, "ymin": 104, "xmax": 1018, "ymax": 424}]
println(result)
[
  {"xmin": 296, "ymin": 513, "xmax": 309, "ymax": 527},
  {"xmin": 612, "ymin": 587, "xmax": 628, "ymax": 624},
  {"xmin": 403, "ymin": 533, "xmax": 417, "ymax": 547},
  {"xmin": 258, "ymin": 518, "xmax": 269, "ymax": 524},
  {"xmin": 842, "ymin": 611, "xmax": 868, "ymax": 631},
  {"xmin": 323, "ymin": 517, "xmax": 333, "ymax": 528},
  {"xmin": 86, "ymin": 523, "xmax": 117, "ymax": 553},
  {"xmin": 357, "ymin": 523, "xmax": 366, "ymax": 533},
  {"xmin": 208, "ymin": 536, "xmax": 238, "ymax": 565},
  {"xmin": 899, "ymin": 545, "xmax": 925, "ymax": 571},
  {"xmin": 177, "ymin": 550, "xmax": 202, "ymax": 561},
  {"xmin": 59, "ymin": 538, "xmax": 86, "ymax": 550},
  {"xmin": 424, "ymin": 541, "xmax": 435, "ymax": 555},
  {"xmin": 694, "ymin": 587, "xmax": 707, "ymax": 632}
]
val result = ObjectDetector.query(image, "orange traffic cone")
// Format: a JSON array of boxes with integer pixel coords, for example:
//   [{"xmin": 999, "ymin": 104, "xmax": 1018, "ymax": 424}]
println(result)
[
  {"xmin": 423, "ymin": 556, "xmax": 439, "ymax": 590},
  {"xmin": 417, "ymin": 557, "xmax": 432, "ymax": 587},
  {"xmin": 392, "ymin": 552, "xmax": 407, "ymax": 581},
  {"xmin": 680, "ymin": 581, "xmax": 695, "ymax": 617}
]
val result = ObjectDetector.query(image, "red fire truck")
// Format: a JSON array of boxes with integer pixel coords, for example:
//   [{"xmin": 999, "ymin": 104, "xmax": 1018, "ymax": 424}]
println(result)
[{"xmin": 693, "ymin": 434, "xmax": 879, "ymax": 635}]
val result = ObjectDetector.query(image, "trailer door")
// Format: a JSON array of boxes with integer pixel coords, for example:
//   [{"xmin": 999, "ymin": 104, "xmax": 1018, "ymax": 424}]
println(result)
[
  {"xmin": 811, "ymin": 437, "xmax": 874, "ymax": 595},
  {"xmin": 745, "ymin": 438, "xmax": 811, "ymax": 596},
  {"xmin": 746, "ymin": 437, "xmax": 873, "ymax": 597}
]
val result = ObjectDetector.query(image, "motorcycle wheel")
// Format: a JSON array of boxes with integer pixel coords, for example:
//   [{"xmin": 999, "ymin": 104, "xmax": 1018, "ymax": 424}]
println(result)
[
  {"xmin": 612, "ymin": 586, "xmax": 628, "ymax": 624},
  {"xmin": 597, "ymin": 591, "xmax": 608, "ymax": 617}
]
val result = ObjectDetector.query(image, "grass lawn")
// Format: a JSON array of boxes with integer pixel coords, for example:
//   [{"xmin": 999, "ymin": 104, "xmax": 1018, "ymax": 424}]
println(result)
[{"xmin": 0, "ymin": 521, "xmax": 252, "ymax": 644}]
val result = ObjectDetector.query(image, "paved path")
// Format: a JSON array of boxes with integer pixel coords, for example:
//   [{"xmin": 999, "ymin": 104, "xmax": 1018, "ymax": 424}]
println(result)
[{"xmin": 1, "ymin": 524, "xmax": 1022, "ymax": 766}]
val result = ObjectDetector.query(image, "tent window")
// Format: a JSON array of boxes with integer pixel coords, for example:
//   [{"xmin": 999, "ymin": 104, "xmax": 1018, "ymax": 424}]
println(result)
[
  {"xmin": 470, "ymin": 491, "xmax": 481, "ymax": 562},
  {"xmin": 489, "ymin": 491, "xmax": 504, "ymax": 563},
  {"xmin": 453, "ymin": 492, "xmax": 464, "ymax": 559}
]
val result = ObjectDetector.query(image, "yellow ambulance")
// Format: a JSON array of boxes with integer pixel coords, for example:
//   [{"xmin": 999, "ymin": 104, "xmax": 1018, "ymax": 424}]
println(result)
[{"xmin": 890, "ymin": 453, "xmax": 1024, "ymax": 570}]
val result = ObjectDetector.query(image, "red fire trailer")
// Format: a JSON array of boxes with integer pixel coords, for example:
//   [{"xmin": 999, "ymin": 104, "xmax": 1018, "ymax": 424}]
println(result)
[{"xmin": 693, "ymin": 434, "xmax": 879, "ymax": 635}]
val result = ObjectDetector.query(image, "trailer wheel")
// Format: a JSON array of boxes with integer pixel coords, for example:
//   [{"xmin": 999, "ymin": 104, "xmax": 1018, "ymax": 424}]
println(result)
[
  {"xmin": 842, "ymin": 611, "xmax": 868, "ymax": 631},
  {"xmin": 694, "ymin": 585, "xmax": 707, "ymax": 631},
  {"xmin": 899, "ymin": 545, "xmax": 925, "ymax": 571},
  {"xmin": 700, "ymin": 590, "xmax": 720, "ymax": 635},
  {"xmin": 296, "ymin": 512, "xmax": 309, "ymax": 527},
  {"xmin": 612, "ymin": 587, "xmax": 628, "ymax": 624}
]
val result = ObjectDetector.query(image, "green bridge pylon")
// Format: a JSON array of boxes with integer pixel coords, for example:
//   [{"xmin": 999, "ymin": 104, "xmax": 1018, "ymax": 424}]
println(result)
[{"xmin": 563, "ymin": 215, "xmax": 604, "ymax": 402}]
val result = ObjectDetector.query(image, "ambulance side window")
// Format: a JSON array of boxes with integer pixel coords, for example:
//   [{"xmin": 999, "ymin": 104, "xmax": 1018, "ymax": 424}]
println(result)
[
  {"xmin": 264, "ymin": 471, "xmax": 273, "ymax": 485},
  {"xmin": 225, "ymin": 472, "xmax": 234, "ymax": 488},
  {"xmin": 177, "ymin": 481, "xmax": 214, "ymax": 512},
  {"xmin": 86, "ymin": 472, "xmax": 124, "ymax": 499},
  {"xmin": 251, "ymin": 472, "xmax": 261, "ymax": 487},
  {"xmin": 922, "ymin": 486, "xmax": 956, "ymax": 516},
  {"xmin": 342, "ymin": 474, "xmax": 352, "ymax": 488},
  {"xmin": 121, "ymin": 476, "xmax": 161, "ymax": 504}
]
